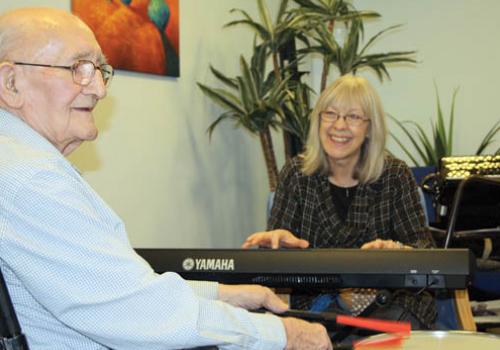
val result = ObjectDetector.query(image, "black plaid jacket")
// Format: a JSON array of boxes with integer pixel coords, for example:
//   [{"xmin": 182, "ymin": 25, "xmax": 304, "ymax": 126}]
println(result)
[
  {"xmin": 268, "ymin": 155, "xmax": 435, "ymax": 249},
  {"xmin": 268, "ymin": 155, "xmax": 437, "ymax": 327}
]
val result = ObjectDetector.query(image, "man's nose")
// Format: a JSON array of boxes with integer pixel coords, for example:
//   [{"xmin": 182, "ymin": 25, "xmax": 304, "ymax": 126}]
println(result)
[{"xmin": 83, "ymin": 70, "xmax": 107, "ymax": 99}]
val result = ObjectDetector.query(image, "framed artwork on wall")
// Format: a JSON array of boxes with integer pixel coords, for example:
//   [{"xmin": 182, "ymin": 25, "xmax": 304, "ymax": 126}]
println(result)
[{"xmin": 72, "ymin": 0, "xmax": 179, "ymax": 77}]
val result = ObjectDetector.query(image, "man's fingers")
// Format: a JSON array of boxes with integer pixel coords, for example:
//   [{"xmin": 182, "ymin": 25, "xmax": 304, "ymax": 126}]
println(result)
[
  {"xmin": 282, "ymin": 318, "xmax": 332, "ymax": 350},
  {"xmin": 263, "ymin": 289, "xmax": 289, "ymax": 313}
]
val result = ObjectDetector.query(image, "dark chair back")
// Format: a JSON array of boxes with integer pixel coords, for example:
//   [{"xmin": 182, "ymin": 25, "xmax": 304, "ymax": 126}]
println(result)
[
  {"xmin": 442, "ymin": 175, "xmax": 500, "ymax": 249},
  {"xmin": 441, "ymin": 176, "xmax": 500, "ymax": 331},
  {"xmin": 0, "ymin": 267, "xmax": 29, "ymax": 349}
]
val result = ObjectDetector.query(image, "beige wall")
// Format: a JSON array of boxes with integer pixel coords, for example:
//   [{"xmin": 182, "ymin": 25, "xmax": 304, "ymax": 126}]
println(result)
[
  {"xmin": 1, "ymin": 1, "xmax": 498, "ymax": 248},
  {"xmin": 352, "ymin": 0, "xmax": 500, "ymax": 160}
]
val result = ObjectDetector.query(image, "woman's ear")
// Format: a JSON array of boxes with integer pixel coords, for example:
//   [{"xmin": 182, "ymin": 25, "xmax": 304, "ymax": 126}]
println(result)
[{"xmin": 0, "ymin": 62, "xmax": 23, "ymax": 108}]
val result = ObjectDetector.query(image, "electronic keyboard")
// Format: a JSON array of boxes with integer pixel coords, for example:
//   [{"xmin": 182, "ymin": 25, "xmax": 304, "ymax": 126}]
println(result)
[{"xmin": 135, "ymin": 248, "xmax": 474, "ymax": 290}]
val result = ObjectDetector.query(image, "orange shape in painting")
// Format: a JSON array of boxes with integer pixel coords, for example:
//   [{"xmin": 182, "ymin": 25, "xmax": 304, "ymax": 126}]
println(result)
[{"xmin": 73, "ymin": 0, "xmax": 172, "ymax": 75}]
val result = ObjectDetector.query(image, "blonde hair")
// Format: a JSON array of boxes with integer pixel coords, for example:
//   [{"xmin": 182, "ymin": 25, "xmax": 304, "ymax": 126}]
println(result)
[{"xmin": 302, "ymin": 75, "xmax": 387, "ymax": 184}]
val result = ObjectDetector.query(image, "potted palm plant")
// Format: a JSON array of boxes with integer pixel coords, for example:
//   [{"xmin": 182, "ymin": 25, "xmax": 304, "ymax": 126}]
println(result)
[
  {"xmin": 390, "ymin": 86, "xmax": 500, "ymax": 223},
  {"xmin": 197, "ymin": 44, "xmax": 289, "ymax": 191},
  {"xmin": 198, "ymin": 0, "xmax": 417, "ymax": 191},
  {"xmin": 390, "ymin": 87, "xmax": 500, "ymax": 168}
]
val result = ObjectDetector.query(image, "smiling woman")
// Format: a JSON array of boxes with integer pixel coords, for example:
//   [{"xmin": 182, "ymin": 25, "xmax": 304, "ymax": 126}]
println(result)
[
  {"xmin": 242, "ymin": 75, "xmax": 438, "ymax": 331},
  {"xmin": 302, "ymin": 75, "xmax": 387, "ymax": 185}
]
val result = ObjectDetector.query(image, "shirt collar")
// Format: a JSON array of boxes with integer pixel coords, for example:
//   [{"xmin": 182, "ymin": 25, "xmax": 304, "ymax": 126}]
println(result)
[{"xmin": 0, "ymin": 108, "xmax": 63, "ymax": 157}]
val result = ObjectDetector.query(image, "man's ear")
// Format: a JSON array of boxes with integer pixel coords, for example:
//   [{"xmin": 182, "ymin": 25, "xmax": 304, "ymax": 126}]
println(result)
[{"xmin": 0, "ymin": 62, "xmax": 23, "ymax": 109}]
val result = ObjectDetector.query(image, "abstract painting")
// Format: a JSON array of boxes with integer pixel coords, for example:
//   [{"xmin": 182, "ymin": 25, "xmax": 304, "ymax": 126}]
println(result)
[{"xmin": 72, "ymin": 0, "xmax": 179, "ymax": 77}]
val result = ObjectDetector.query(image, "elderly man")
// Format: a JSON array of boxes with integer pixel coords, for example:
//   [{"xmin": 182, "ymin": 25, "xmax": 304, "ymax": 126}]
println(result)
[{"xmin": 0, "ymin": 7, "xmax": 331, "ymax": 350}]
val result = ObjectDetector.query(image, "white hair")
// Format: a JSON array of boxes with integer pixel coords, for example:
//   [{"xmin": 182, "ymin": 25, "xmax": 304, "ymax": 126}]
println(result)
[{"xmin": 0, "ymin": 7, "xmax": 89, "ymax": 62}]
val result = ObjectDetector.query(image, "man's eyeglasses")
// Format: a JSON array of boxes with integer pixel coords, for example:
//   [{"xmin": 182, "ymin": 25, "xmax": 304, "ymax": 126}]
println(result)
[
  {"xmin": 319, "ymin": 110, "xmax": 370, "ymax": 127},
  {"xmin": 13, "ymin": 60, "xmax": 114, "ymax": 87}
]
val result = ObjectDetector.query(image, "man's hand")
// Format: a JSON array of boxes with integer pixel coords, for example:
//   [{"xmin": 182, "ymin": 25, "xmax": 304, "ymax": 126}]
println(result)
[
  {"xmin": 241, "ymin": 229, "xmax": 309, "ymax": 249},
  {"xmin": 218, "ymin": 284, "xmax": 288, "ymax": 313},
  {"xmin": 282, "ymin": 317, "xmax": 332, "ymax": 350},
  {"xmin": 361, "ymin": 238, "xmax": 412, "ymax": 249}
]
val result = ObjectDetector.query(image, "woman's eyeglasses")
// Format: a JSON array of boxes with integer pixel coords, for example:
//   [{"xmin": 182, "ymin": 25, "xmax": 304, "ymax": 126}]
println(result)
[{"xmin": 319, "ymin": 111, "xmax": 370, "ymax": 126}]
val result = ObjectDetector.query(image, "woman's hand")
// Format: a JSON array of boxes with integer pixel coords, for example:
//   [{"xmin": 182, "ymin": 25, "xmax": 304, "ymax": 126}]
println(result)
[
  {"xmin": 361, "ymin": 238, "xmax": 413, "ymax": 249},
  {"xmin": 241, "ymin": 229, "xmax": 309, "ymax": 249}
]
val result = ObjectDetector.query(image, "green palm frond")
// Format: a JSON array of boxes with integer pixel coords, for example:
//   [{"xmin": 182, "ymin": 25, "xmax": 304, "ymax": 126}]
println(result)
[
  {"xmin": 390, "ymin": 87, "xmax": 499, "ymax": 167},
  {"xmin": 198, "ymin": 41, "xmax": 286, "ymax": 138},
  {"xmin": 476, "ymin": 120, "xmax": 500, "ymax": 155},
  {"xmin": 208, "ymin": 66, "xmax": 238, "ymax": 89},
  {"xmin": 207, "ymin": 111, "xmax": 237, "ymax": 140},
  {"xmin": 257, "ymin": 0, "xmax": 275, "ymax": 41},
  {"xmin": 287, "ymin": 0, "xmax": 416, "ymax": 89},
  {"xmin": 280, "ymin": 80, "xmax": 314, "ymax": 142},
  {"xmin": 390, "ymin": 118, "xmax": 433, "ymax": 166},
  {"xmin": 239, "ymin": 56, "xmax": 260, "ymax": 104},
  {"xmin": 227, "ymin": 0, "xmax": 300, "ymax": 55},
  {"xmin": 358, "ymin": 24, "xmax": 402, "ymax": 56},
  {"xmin": 196, "ymin": 83, "xmax": 244, "ymax": 115},
  {"xmin": 225, "ymin": 18, "xmax": 272, "ymax": 42}
]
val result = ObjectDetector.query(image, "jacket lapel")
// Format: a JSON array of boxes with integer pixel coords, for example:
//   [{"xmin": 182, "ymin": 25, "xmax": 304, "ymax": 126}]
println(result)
[{"xmin": 313, "ymin": 174, "xmax": 380, "ymax": 247}]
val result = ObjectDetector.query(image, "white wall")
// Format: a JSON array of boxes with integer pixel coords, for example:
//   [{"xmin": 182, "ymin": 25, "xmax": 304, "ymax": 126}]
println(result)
[
  {"xmin": 351, "ymin": 0, "xmax": 500, "ymax": 160},
  {"xmin": 68, "ymin": 0, "xmax": 284, "ymax": 249},
  {"xmin": 1, "ymin": 1, "xmax": 499, "ymax": 249}
]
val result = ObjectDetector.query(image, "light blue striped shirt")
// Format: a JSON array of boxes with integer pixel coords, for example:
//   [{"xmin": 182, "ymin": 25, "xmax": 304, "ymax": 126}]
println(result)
[{"xmin": 0, "ymin": 109, "xmax": 285, "ymax": 350}]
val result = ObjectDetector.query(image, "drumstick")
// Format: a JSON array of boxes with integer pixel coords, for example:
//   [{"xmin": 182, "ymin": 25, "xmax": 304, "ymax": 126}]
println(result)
[
  {"xmin": 278, "ymin": 309, "xmax": 411, "ymax": 334},
  {"xmin": 337, "ymin": 314, "xmax": 410, "ymax": 334}
]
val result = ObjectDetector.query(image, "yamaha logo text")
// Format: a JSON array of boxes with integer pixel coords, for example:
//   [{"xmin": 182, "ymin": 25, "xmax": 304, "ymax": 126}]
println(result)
[{"xmin": 182, "ymin": 257, "xmax": 235, "ymax": 271}]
